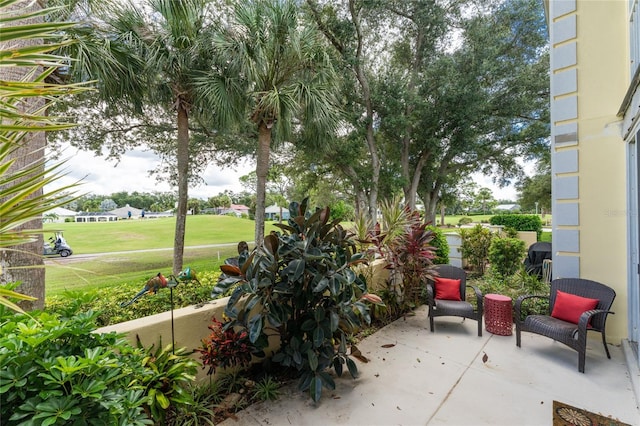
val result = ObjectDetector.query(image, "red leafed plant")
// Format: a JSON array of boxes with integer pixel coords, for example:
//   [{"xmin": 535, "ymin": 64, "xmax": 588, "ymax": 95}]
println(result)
[{"xmin": 196, "ymin": 318, "xmax": 254, "ymax": 376}]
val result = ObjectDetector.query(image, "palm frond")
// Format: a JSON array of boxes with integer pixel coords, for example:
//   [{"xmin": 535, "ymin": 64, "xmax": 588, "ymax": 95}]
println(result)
[{"xmin": 0, "ymin": 0, "xmax": 87, "ymax": 311}]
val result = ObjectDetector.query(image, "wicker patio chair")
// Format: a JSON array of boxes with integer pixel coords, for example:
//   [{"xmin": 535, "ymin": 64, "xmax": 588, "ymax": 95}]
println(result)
[
  {"xmin": 514, "ymin": 278, "xmax": 616, "ymax": 373},
  {"xmin": 426, "ymin": 264, "xmax": 484, "ymax": 337}
]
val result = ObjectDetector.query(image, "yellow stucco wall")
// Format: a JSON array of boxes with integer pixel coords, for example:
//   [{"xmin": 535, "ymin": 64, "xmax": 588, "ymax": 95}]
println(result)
[
  {"xmin": 97, "ymin": 298, "xmax": 236, "ymax": 382},
  {"xmin": 574, "ymin": 0, "xmax": 628, "ymax": 341}
]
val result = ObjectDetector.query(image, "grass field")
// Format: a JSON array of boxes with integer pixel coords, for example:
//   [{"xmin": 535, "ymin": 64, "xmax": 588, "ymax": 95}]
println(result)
[
  {"xmin": 43, "ymin": 214, "xmax": 552, "ymax": 298},
  {"xmin": 44, "ymin": 216, "xmax": 280, "ymax": 297},
  {"xmin": 43, "ymin": 215, "xmax": 265, "ymax": 253}
]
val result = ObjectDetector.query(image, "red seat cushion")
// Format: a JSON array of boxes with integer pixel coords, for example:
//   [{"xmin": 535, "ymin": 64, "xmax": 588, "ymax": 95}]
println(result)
[
  {"xmin": 551, "ymin": 290, "xmax": 599, "ymax": 324},
  {"xmin": 434, "ymin": 277, "xmax": 462, "ymax": 301}
]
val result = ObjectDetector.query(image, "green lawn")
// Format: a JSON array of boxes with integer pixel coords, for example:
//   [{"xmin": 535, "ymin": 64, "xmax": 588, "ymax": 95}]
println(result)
[
  {"xmin": 43, "ymin": 215, "xmax": 266, "ymax": 254},
  {"xmin": 43, "ymin": 214, "xmax": 552, "ymax": 298},
  {"xmin": 44, "ymin": 216, "xmax": 281, "ymax": 297}
]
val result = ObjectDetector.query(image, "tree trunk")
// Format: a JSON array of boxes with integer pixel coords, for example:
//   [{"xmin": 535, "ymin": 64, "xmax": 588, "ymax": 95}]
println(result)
[
  {"xmin": 255, "ymin": 123, "xmax": 271, "ymax": 245},
  {"xmin": 0, "ymin": 0, "xmax": 45, "ymax": 310},
  {"xmin": 422, "ymin": 190, "xmax": 439, "ymax": 226},
  {"xmin": 173, "ymin": 104, "xmax": 189, "ymax": 275}
]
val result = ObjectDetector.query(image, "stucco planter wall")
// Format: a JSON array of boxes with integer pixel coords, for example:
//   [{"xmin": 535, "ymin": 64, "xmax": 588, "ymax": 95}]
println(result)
[
  {"xmin": 96, "ymin": 297, "xmax": 263, "ymax": 382},
  {"xmin": 517, "ymin": 231, "xmax": 538, "ymax": 249}
]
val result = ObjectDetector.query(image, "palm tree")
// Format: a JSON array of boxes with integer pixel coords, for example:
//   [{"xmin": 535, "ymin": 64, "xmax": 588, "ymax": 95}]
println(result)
[
  {"xmin": 0, "ymin": 0, "xmax": 86, "ymax": 311},
  {"xmin": 66, "ymin": 0, "xmax": 220, "ymax": 274},
  {"xmin": 198, "ymin": 0, "xmax": 341, "ymax": 244}
]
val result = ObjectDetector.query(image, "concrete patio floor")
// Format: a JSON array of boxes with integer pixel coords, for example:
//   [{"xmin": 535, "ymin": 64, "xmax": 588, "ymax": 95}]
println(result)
[{"xmin": 220, "ymin": 305, "xmax": 640, "ymax": 426}]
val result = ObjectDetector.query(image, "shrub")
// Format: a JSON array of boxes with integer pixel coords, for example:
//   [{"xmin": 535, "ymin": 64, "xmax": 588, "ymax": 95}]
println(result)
[
  {"xmin": 458, "ymin": 216, "xmax": 473, "ymax": 226},
  {"xmin": 0, "ymin": 308, "xmax": 201, "ymax": 425},
  {"xmin": 473, "ymin": 266, "xmax": 548, "ymax": 320},
  {"xmin": 427, "ymin": 225, "xmax": 449, "ymax": 265},
  {"xmin": 489, "ymin": 214, "xmax": 543, "ymax": 239},
  {"xmin": 488, "ymin": 237, "xmax": 526, "ymax": 277},
  {"xmin": 330, "ymin": 199, "xmax": 355, "ymax": 221},
  {"xmin": 375, "ymin": 213, "xmax": 436, "ymax": 307},
  {"xmin": 135, "ymin": 337, "xmax": 199, "ymax": 424},
  {"xmin": 196, "ymin": 318, "xmax": 256, "ymax": 375},
  {"xmin": 46, "ymin": 270, "xmax": 220, "ymax": 326},
  {"xmin": 0, "ymin": 309, "xmax": 151, "ymax": 425},
  {"xmin": 459, "ymin": 225, "xmax": 493, "ymax": 275},
  {"xmin": 214, "ymin": 198, "xmax": 382, "ymax": 402}
]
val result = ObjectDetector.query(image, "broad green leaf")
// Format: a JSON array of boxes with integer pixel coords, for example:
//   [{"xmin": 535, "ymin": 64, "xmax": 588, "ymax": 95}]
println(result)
[
  {"xmin": 313, "ymin": 327, "xmax": 324, "ymax": 348},
  {"xmin": 248, "ymin": 314, "xmax": 263, "ymax": 344},
  {"xmin": 155, "ymin": 391, "xmax": 170, "ymax": 409},
  {"xmin": 310, "ymin": 375, "xmax": 322, "ymax": 402},
  {"xmin": 307, "ymin": 349, "xmax": 318, "ymax": 371}
]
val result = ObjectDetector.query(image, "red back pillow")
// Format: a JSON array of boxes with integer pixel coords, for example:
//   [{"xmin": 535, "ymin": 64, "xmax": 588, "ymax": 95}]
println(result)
[
  {"xmin": 551, "ymin": 290, "xmax": 599, "ymax": 324},
  {"xmin": 434, "ymin": 277, "xmax": 462, "ymax": 301}
]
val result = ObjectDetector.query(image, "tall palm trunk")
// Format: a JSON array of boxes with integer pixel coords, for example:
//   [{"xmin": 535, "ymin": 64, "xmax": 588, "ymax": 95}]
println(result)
[
  {"xmin": 173, "ymin": 104, "xmax": 189, "ymax": 275},
  {"xmin": 255, "ymin": 123, "xmax": 271, "ymax": 245},
  {"xmin": 0, "ymin": 0, "xmax": 45, "ymax": 310}
]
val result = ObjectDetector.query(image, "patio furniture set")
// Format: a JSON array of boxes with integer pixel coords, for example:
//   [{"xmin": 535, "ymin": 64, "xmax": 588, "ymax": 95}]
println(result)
[{"xmin": 425, "ymin": 264, "xmax": 617, "ymax": 373}]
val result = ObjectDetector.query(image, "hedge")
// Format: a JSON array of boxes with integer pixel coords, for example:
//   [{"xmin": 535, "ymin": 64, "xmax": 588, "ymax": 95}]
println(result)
[{"xmin": 489, "ymin": 214, "xmax": 543, "ymax": 240}]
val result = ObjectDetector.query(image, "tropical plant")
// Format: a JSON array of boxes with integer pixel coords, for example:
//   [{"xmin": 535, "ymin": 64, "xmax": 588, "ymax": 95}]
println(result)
[
  {"xmin": 214, "ymin": 198, "xmax": 381, "ymax": 402},
  {"xmin": 253, "ymin": 376, "xmax": 281, "ymax": 401},
  {"xmin": 166, "ymin": 383, "xmax": 216, "ymax": 426},
  {"xmin": 196, "ymin": 317, "xmax": 256, "ymax": 376},
  {"xmin": 197, "ymin": 0, "xmax": 341, "ymax": 245},
  {"xmin": 0, "ymin": 309, "xmax": 152, "ymax": 425},
  {"xmin": 371, "ymin": 210, "xmax": 437, "ymax": 308},
  {"xmin": 0, "ymin": 0, "xmax": 86, "ymax": 310},
  {"xmin": 135, "ymin": 337, "xmax": 199, "ymax": 424}
]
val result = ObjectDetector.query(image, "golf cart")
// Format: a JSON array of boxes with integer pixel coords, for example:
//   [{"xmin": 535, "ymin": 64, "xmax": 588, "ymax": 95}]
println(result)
[{"xmin": 44, "ymin": 232, "xmax": 73, "ymax": 257}]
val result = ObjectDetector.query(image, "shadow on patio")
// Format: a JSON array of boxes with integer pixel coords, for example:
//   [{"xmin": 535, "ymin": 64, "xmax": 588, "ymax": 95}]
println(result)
[{"xmin": 221, "ymin": 305, "xmax": 640, "ymax": 426}]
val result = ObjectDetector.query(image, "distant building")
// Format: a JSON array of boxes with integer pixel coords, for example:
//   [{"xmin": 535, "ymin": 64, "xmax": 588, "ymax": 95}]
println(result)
[
  {"xmin": 265, "ymin": 204, "xmax": 289, "ymax": 221},
  {"xmin": 75, "ymin": 212, "xmax": 118, "ymax": 222},
  {"xmin": 44, "ymin": 207, "xmax": 77, "ymax": 223},
  {"xmin": 494, "ymin": 204, "xmax": 521, "ymax": 212},
  {"xmin": 219, "ymin": 204, "xmax": 250, "ymax": 217},
  {"xmin": 109, "ymin": 204, "xmax": 143, "ymax": 219}
]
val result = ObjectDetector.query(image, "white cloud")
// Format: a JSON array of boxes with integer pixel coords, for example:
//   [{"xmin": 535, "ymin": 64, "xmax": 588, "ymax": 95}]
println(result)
[
  {"xmin": 46, "ymin": 146, "xmax": 255, "ymax": 199},
  {"xmin": 46, "ymin": 146, "xmax": 532, "ymax": 203}
]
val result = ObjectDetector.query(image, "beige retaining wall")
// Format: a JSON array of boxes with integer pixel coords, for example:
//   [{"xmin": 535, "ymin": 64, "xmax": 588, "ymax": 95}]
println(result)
[{"xmin": 97, "ymin": 298, "xmax": 231, "ymax": 382}]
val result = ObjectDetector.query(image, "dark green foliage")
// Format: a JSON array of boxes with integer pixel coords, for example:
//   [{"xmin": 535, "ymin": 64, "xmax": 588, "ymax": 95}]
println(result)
[
  {"xmin": 0, "ymin": 308, "xmax": 200, "ymax": 425},
  {"xmin": 517, "ymin": 172, "xmax": 551, "ymax": 213},
  {"xmin": 46, "ymin": 271, "xmax": 220, "ymax": 326},
  {"xmin": 218, "ymin": 198, "xmax": 380, "ymax": 402},
  {"xmin": 473, "ymin": 266, "xmax": 548, "ymax": 320},
  {"xmin": 253, "ymin": 376, "xmax": 281, "ymax": 401},
  {"xmin": 459, "ymin": 225, "xmax": 493, "ymax": 275},
  {"xmin": 0, "ymin": 309, "xmax": 151, "ymax": 425},
  {"xmin": 135, "ymin": 337, "xmax": 199, "ymax": 425},
  {"xmin": 488, "ymin": 237, "xmax": 526, "ymax": 277},
  {"xmin": 427, "ymin": 225, "xmax": 449, "ymax": 265},
  {"xmin": 489, "ymin": 214, "xmax": 543, "ymax": 239}
]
